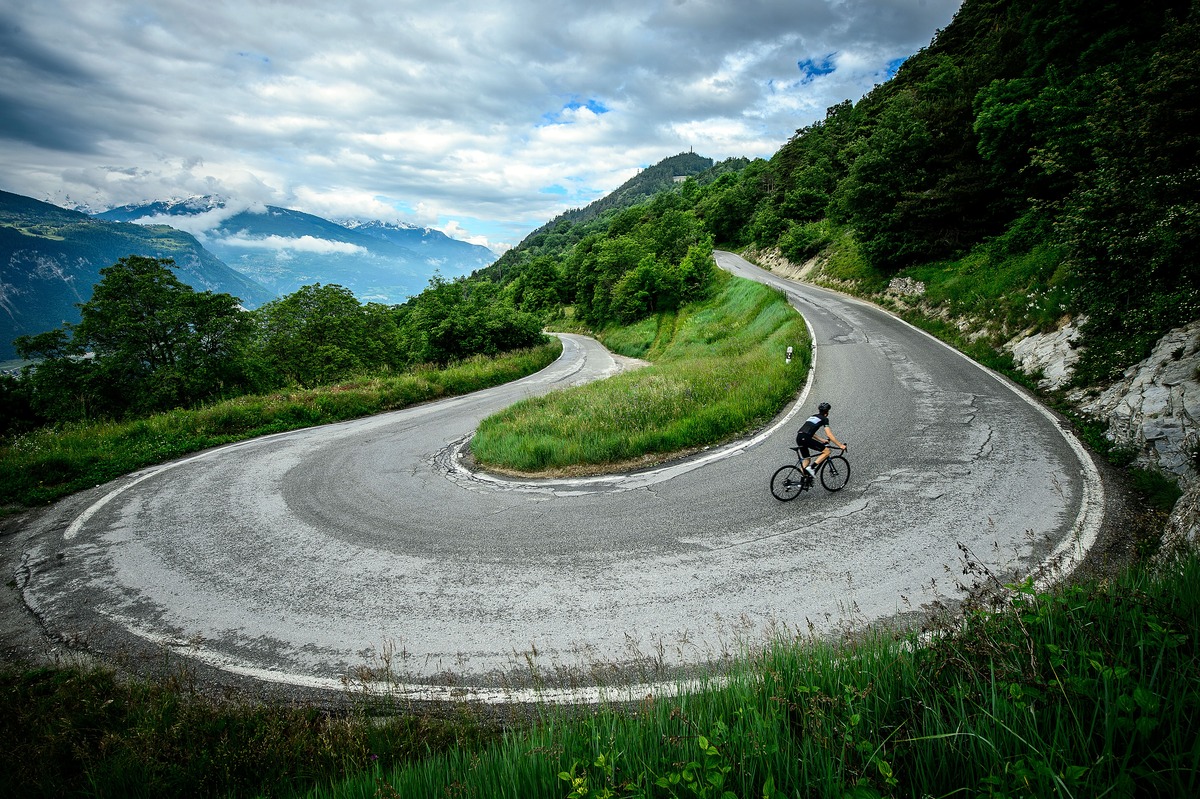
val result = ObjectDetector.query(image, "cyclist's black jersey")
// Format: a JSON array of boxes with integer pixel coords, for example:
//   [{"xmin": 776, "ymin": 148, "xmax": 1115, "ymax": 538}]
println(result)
[{"xmin": 796, "ymin": 414, "xmax": 827, "ymax": 443}]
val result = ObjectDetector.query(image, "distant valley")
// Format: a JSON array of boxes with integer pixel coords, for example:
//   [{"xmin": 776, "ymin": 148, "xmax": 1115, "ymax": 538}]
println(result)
[
  {"xmin": 94, "ymin": 198, "xmax": 496, "ymax": 303},
  {"xmin": 0, "ymin": 191, "xmax": 497, "ymax": 361}
]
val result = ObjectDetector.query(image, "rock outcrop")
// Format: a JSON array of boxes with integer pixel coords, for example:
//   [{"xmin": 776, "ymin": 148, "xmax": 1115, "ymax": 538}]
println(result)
[
  {"xmin": 1163, "ymin": 482, "xmax": 1200, "ymax": 554},
  {"xmin": 1082, "ymin": 321, "xmax": 1200, "ymax": 548},
  {"xmin": 1078, "ymin": 321, "xmax": 1200, "ymax": 488},
  {"xmin": 1006, "ymin": 318, "xmax": 1084, "ymax": 391},
  {"xmin": 742, "ymin": 247, "xmax": 817, "ymax": 281}
]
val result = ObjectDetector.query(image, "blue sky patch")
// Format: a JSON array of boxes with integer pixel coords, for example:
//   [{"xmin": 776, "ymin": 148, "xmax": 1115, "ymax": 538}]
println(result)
[
  {"xmin": 540, "ymin": 97, "xmax": 609, "ymax": 125},
  {"xmin": 884, "ymin": 56, "xmax": 907, "ymax": 80},
  {"xmin": 539, "ymin": 184, "xmax": 568, "ymax": 196},
  {"xmin": 564, "ymin": 98, "xmax": 608, "ymax": 115},
  {"xmin": 797, "ymin": 54, "xmax": 837, "ymax": 83}
]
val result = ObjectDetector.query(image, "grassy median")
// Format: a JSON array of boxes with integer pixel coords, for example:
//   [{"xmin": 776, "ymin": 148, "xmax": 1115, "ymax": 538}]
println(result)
[{"xmin": 469, "ymin": 273, "xmax": 810, "ymax": 473}]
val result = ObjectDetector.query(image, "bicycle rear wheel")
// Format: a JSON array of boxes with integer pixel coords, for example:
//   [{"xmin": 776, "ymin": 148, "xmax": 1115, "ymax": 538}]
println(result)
[
  {"xmin": 770, "ymin": 465, "xmax": 806, "ymax": 501},
  {"xmin": 820, "ymin": 456, "xmax": 850, "ymax": 491}
]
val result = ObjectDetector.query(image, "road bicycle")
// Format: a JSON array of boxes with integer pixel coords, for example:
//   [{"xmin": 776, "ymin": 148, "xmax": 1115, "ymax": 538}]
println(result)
[{"xmin": 770, "ymin": 445, "xmax": 850, "ymax": 500}]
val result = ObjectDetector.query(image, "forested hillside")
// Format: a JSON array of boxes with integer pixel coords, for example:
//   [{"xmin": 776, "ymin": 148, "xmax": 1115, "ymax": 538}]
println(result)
[{"xmin": 482, "ymin": 0, "xmax": 1199, "ymax": 387}]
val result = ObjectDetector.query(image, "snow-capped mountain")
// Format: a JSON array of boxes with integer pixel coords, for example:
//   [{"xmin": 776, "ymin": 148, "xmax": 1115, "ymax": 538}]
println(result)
[{"xmin": 95, "ymin": 198, "xmax": 497, "ymax": 304}]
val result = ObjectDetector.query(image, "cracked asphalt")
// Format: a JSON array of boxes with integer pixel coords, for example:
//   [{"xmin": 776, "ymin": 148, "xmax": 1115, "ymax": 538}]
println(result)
[{"xmin": 6, "ymin": 252, "xmax": 1105, "ymax": 703}]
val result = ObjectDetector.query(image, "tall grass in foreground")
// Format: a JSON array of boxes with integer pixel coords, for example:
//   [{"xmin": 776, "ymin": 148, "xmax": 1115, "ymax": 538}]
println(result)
[
  {"xmin": 326, "ymin": 548, "xmax": 1200, "ymax": 799},
  {"xmin": 470, "ymin": 275, "xmax": 809, "ymax": 472},
  {"xmin": 4, "ymin": 548, "xmax": 1196, "ymax": 797},
  {"xmin": 0, "ymin": 342, "xmax": 561, "ymax": 508}
]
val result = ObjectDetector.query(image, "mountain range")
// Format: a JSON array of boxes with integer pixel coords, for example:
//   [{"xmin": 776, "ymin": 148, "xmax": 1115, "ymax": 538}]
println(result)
[
  {"xmin": 0, "ymin": 191, "xmax": 498, "ymax": 361},
  {"xmin": 94, "ymin": 198, "xmax": 496, "ymax": 303},
  {"xmin": 0, "ymin": 190, "xmax": 276, "ymax": 362}
]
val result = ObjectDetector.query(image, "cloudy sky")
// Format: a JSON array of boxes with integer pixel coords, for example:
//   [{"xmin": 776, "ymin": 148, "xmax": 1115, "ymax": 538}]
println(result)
[{"xmin": 0, "ymin": 0, "xmax": 962, "ymax": 253}]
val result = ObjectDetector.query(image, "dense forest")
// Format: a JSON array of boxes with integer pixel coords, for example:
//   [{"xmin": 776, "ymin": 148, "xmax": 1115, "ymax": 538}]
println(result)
[{"xmin": 4, "ymin": 0, "xmax": 1196, "ymax": 436}]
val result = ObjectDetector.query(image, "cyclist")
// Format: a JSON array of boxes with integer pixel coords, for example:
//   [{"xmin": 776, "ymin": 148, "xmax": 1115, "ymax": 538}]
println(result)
[{"xmin": 795, "ymin": 401, "xmax": 845, "ymax": 477}]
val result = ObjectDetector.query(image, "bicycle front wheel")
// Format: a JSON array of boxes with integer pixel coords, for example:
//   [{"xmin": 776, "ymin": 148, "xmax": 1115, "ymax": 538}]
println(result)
[
  {"xmin": 820, "ymin": 456, "xmax": 850, "ymax": 491},
  {"xmin": 770, "ymin": 465, "xmax": 805, "ymax": 501}
]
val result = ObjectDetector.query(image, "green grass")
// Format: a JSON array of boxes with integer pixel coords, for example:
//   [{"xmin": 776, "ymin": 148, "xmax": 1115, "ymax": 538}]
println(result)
[
  {"xmin": 7, "ymin": 546, "xmax": 1196, "ymax": 798},
  {"xmin": 0, "ymin": 342, "xmax": 562, "ymax": 508},
  {"xmin": 810, "ymin": 225, "xmax": 887, "ymax": 292},
  {"xmin": 300, "ymin": 546, "xmax": 1200, "ymax": 798},
  {"xmin": 765, "ymin": 229, "xmax": 1057, "ymax": 394},
  {"xmin": 899, "ymin": 242, "xmax": 1072, "ymax": 335},
  {"xmin": 0, "ymin": 664, "xmax": 503, "ymax": 799},
  {"xmin": 795, "ymin": 220, "xmax": 1071, "ymax": 343},
  {"xmin": 470, "ymin": 273, "xmax": 810, "ymax": 472}
]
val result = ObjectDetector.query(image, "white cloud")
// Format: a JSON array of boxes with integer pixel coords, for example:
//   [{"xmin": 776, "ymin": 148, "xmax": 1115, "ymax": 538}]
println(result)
[
  {"xmin": 0, "ymin": 0, "xmax": 964, "ymax": 248},
  {"xmin": 130, "ymin": 203, "xmax": 264, "ymax": 240},
  {"xmin": 216, "ymin": 234, "xmax": 366, "ymax": 255},
  {"xmin": 441, "ymin": 220, "xmax": 494, "ymax": 250}
]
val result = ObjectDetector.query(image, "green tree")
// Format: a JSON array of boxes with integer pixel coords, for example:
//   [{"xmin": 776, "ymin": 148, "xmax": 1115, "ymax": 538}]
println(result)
[
  {"xmin": 572, "ymin": 235, "xmax": 649, "ymax": 327},
  {"xmin": 678, "ymin": 239, "xmax": 716, "ymax": 303},
  {"xmin": 696, "ymin": 165, "xmax": 768, "ymax": 246},
  {"xmin": 1058, "ymin": 10, "xmax": 1200, "ymax": 382},
  {"xmin": 252, "ymin": 284, "xmax": 403, "ymax": 388},
  {"xmin": 509, "ymin": 256, "xmax": 564, "ymax": 316},
  {"xmin": 402, "ymin": 275, "xmax": 545, "ymax": 364},
  {"xmin": 610, "ymin": 256, "xmax": 681, "ymax": 322},
  {"xmin": 96, "ymin": 257, "xmax": 253, "ymax": 413},
  {"xmin": 644, "ymin": 206, "xmax": 705, "ymax": 265},
  {"xmin": 14, "ymin": 256, "xmax": 255, "ymax": 420},
  {"xmin": 769, "ymin": 100, "xmax": 859, "ymax": 229},
  {"xmin": 11, "ymin": 328, "xmax": 94, "ymax": 424}
]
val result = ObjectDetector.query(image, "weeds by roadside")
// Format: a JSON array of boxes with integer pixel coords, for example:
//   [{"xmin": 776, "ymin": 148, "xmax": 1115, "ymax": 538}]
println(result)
[
  {"xmin": 341, "ymin": 544, "xmax": 1200, "ymax": 798},
  {"xmin": 0, "ymin": 660, "xmax": 501, "ymax": 799},
  {"xmin": 5, "ymin": 542, "xmax": 1195, "ymax": 798}
]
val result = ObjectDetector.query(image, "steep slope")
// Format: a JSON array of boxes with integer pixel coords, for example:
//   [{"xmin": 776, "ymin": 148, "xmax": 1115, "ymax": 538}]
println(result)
[
  {"xmin": 530, "ymin": 151, "xmax": 714, "ymax": 236},
  {"xmin": 478, "ymin": 151, "xmax": 720, "ymax": 283}
]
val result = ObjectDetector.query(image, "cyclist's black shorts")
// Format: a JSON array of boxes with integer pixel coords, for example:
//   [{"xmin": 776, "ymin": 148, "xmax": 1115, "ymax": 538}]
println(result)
[{"xmin": 795, "ymin": 436, "xmax": 829, "ymax": 458}]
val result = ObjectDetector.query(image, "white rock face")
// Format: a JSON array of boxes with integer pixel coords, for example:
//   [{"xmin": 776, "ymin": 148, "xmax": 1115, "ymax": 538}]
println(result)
[
  {"xmin": 887, "ymin": 276, "xmax": 926, "ymax": 296},
  {"xmin": 1163, "ymin": 482, "xmax": 1200, "ymax": 551},
  {"xmin": 1007, "ymin": 319, "xmax": 1084, "ymax": 391},
  {"xmin": 744, "ymin": 246, "xmax": 819, "ymax": 280},
  {"xmin": 1079, "ymin": 321, "xmax": 1200, "ymax": 487}
]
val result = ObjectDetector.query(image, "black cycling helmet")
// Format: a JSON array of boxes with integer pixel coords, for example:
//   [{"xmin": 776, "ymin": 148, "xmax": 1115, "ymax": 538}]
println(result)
[{"xmin": 818, "ymin": 401, "xmax": 831, "ymax": 414}]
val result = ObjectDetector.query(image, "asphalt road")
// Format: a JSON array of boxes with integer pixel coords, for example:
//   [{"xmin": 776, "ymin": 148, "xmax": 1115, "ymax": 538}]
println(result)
[{"xmin": 16, "ymin": 252, "xmax": 1104, "ymax": 702}]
